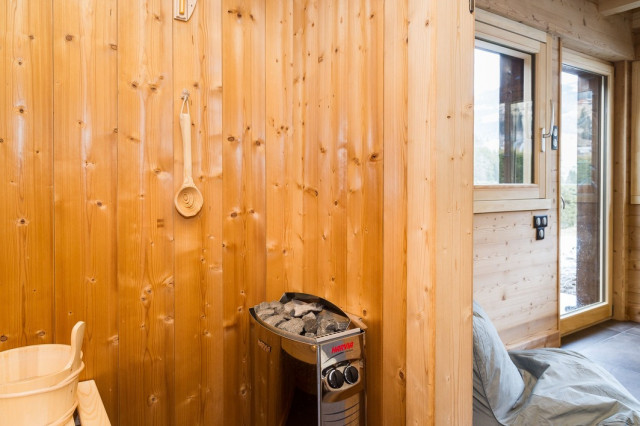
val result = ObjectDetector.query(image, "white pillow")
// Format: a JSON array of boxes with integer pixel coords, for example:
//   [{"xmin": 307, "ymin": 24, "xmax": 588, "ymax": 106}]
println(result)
[{"xmin": 473, "ymin": 301, "xmax": 525, "ymax": 422}]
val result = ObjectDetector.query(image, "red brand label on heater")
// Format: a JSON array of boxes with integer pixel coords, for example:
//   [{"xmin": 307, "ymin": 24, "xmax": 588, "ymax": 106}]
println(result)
[{"xmin": 331, "ymin": 341, "xmax": 354, "ymax": 354}]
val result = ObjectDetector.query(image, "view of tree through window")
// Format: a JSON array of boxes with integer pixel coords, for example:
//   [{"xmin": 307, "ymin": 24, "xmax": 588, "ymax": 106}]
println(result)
[{"xmin": 474, "ymin": 44, "xmax": 534, "ymax": 185}]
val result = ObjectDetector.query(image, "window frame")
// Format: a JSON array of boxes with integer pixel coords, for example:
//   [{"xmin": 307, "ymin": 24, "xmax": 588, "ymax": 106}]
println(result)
[
  {"xmin": 559, "ymin": 48, "xmax": 614, "ymax": 335},
  {"xmin": 474, "ymin": 11, "xmax": 553, "ymax": 213}
]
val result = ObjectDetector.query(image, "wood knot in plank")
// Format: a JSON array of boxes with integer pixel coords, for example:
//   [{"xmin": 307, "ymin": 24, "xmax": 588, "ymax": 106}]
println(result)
[
  {"xmin": 36, "ymin": 330, "xmax": 46, "ymax": 338},
  {"xmin": 147, "ymin": 395, "xmax": 159, "ymax": 406},
  {"xmin": 398, "ymin": 368, "xmax": 406, "ymax": 381},
  {"xmin": 227, "ymin": 9, "xmax": 243, "ymax": 19},
  {"xmin": 305, "ymin": 187, "xmax": 319, "ymax": 197},
  {"xmin": 0, "ymin": 335, "xmax": 7, "ymax": 343},
  {"xmin": 65, "ymin": 34, "xmax": 74, "ymax": 41}
]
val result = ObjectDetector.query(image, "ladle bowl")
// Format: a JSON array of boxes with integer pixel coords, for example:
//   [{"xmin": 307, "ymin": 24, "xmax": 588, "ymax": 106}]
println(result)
[{"xmin": 174, "ymin": 182, "xmax": 204, "ymax": 217}]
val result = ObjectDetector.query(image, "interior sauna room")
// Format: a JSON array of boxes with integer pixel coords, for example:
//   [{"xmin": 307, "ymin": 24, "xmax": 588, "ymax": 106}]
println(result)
[{"xmin": 2, "ymin": 0, "xmax": 640, "ymax": 424}]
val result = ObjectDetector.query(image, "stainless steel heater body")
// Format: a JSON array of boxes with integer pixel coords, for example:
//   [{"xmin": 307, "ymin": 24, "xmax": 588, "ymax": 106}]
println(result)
[{"xmin": 250, "ymin": 293, "xmax": 366, "ymax": 426}]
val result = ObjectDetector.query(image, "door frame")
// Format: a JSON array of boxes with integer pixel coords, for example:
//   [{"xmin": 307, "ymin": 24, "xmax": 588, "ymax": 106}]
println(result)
[{"xmin": 559, "ymin": 49, "xmax": 614, "ymax": 336}]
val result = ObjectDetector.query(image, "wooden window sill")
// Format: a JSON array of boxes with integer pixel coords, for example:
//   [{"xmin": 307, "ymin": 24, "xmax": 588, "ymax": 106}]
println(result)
[{"xmin": 473, "ymin": 198, "xmax": 553, "ymax": 213}]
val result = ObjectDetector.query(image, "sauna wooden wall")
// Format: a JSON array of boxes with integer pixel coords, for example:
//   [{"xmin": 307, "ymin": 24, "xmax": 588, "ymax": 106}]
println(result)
[
  {"xmin": 473, "ymin": 0, "xmax": 634, "ymax": 348},
  {"xmin": 0, "ymin": 0, "xmax": 474, "ymax": 424}
]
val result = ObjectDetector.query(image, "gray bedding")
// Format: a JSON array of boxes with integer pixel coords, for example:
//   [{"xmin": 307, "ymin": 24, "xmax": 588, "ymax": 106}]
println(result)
[{"xmin": 473, "ymin": 302, "xmax": 640, "ymax": 425}]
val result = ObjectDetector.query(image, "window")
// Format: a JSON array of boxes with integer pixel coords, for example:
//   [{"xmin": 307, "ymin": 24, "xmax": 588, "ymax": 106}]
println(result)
[
  {"xmin": 474, "ymin": 42, "xmax": 533, "ymax": 185},
  {"xmin": 474, "ymin": 11, "xmax": 552, "ymax": 213},
  {"xmin": 559, "ymin": 49, "xmax": 613, "ymax": 335}
]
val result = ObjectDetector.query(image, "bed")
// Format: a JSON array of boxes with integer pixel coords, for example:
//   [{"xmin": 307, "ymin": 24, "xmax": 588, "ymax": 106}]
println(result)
[{"xmin": 473, "ymin": 301, "xmax": 640, "ymax": 425}]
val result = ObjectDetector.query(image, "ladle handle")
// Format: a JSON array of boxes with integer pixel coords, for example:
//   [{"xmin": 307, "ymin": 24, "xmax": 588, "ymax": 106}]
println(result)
[
  {"xmin": 180, "ymin": 113, "xmax": 192, "ymax": 182},
  {"xmin": 68, "ymin": 321, "xmax": 85, "ymax": 372}
]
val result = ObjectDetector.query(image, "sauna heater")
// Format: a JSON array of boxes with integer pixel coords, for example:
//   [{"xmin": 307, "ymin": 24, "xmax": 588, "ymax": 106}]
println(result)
[{"xmin": 249, "ymin": 292, "xmax": 366, "ymax": 426}]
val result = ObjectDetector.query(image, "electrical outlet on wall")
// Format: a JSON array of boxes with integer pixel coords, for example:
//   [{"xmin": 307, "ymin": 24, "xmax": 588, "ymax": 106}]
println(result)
[{"xmin": 533, "ymin": 215, "xmax": 548, "ymax": 240}]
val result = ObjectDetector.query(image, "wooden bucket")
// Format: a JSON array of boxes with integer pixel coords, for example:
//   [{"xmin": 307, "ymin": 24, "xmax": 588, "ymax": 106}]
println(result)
[
  {"xmin": 0, "ymin": 322, "xmax": 84, "ymax": 394},
  {"xmin": 0, "ymin": 362, "xmax": 84, "ymax": 426}
]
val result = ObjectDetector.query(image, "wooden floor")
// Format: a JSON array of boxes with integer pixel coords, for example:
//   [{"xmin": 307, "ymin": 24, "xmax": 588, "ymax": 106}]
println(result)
[{"xmin": 561, "ymin": 320, "xmax": 640, "ymax": 400}]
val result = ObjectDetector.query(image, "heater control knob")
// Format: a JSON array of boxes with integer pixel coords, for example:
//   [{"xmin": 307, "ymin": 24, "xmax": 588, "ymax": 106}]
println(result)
[
  {"xmin": 344, "ymin": 365, "xmax": 359, "ymax": 384},
  {"xmin": 327, "ymin": 369, "xmax": 345, "ymax": 389}
]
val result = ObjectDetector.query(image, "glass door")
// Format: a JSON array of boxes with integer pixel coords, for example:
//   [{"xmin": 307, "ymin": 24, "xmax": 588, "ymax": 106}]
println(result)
[{"xmin": 559, "ymin": 52, "xmax": 612, "ymax": 334}]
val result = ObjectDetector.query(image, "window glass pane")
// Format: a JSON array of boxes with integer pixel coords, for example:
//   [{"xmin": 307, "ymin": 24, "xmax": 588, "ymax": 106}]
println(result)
[
  {"xmin": 474, "ymin": 45, "xmax": 534, "ymax": 185},
  {"xmin": 560, "ymin": 65, "xmax": 605, "ymax": 314}
]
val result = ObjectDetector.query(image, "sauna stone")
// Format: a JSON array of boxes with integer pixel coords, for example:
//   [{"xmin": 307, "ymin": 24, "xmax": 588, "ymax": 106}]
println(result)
[
  {"xmin": 278, "ymin": 318, "xmax": 305, "ymax": 335},
  {"xmin": 293, "ymin": 302, "xmax": 323, "ymax": 318},
  {"xmin": 256, "ymin": 308, "xmax": 275, "ymax": 320},
  {"xmin": 264, "ymin": 314, "xmax": 287, "ymax": 328},
  {"xmin": 255, "ymin": 299, "xmax": 350, "ymax": 337},
  {"xmin": 302, "ymin": 312, "xmax": 318, "ymax": 334}
]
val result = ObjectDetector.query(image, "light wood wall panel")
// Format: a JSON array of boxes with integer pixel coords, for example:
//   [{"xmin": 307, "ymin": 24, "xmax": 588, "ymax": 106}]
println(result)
[
  {"xmin": 117, "ymin": 0, "xmax": 175, "ymax": 423},
  {"xmin": 52, "ymin": 0, "xmax": 119, "ymax": 421},
  {"xmin": 299, "ymin": 0, "xmax": 320, "ymax": 297},
  {"xmin": 172, "ymin": 0, "xmax": 224, "ymax": 424},
  {"xmin": 265, "ymin": 0, "xmax": 295, "ymax": 300},
  {"xmin": 1, "ymin": 1, "xmax": 475, "ymax": 424},
  {"xmin": 474, "ymin": 210, "xmax": 560, "ymax": 347},
  {"xmin": 222, "ymin": 0, "xmax": 266, "ymax": 423},
  {"xmin": 613, "ymin": 61, "xmax": 629, "ymax": 321},
  {"xmin": 382, "ymin": 0, "xmax": 408, "ymax": 422},
  {"xmin": 406, "ymin": 0, "xmax": 474, "ymax": 424},
  {"xmin": 0, "ymin": 0, "xmax": 54, "ymax": 349}
]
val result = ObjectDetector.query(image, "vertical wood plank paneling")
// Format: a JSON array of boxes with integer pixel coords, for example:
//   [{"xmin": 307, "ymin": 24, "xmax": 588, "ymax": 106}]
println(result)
[
  {"xmin": 301, "ymin": 0, "xmax": 320, "ymax": 296},
  {"xmin": 117, "ymin": 0, "xmax": 175, "ymax": 423},
  {"xmin": 222, "ymin": 0, "xmax": 266, "ymax": 423},
  {"xmin": 172, "ymin": 8, "xmax": 202, "ymax": 422},
  {"xmin": 289, "ymin": 0, "xmax": 306, "ymax": 295},
  {"xmin": 407, "ymin": 0, "xmax": 474, "ymax": 424},
  {"xmin": 0, "ymin": 0, "xmax": 54, "ymax": 350},
  {"xmin": 629, "ymin": 62, "xmax": 640, "ymax": 321},
  {"xmin": 383, "ymin": 0, "xmax": 408, "ymax": 423},
  {"xmin": 201, "ymin": 0, "xmax": 225, "ymax": 421},
  {"xmin": 346, "ymin": 0, "xmax": 365, "ymax": 317},
  {"xmin": 266, "ymin": 0, "xmax": 294, "ymax": 300},
  {"xmin": 331, "ymin": 0, "xmax": 348, "ymax": 309},
  {"xmin": 317, "ymin": 0, "xmax": 339, "ymax": 303},
  {"xmin": 431, "ymin": 2, "xmax": 474, "ymax": 419},
  {"xmin": 406, "ymin": 0, "xmax": 435, "ymax": 421},
  {"xmin": 613, "ymin": 60, "xmax": 629, "ymax": 320},
  {"xmin": 52, "ymin": 0, "xmax": 119, "ymax": 422},
  {"xmin": 173, "ymin": 0, "xmax": 224, "ymax": 423},
  {"xmin": 346, "ymin": 0, "xmax": 384, "ymax": 422}
]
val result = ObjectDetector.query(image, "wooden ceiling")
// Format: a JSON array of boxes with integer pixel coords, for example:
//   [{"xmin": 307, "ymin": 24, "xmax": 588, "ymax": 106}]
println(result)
[
  {"xmin": 599, "ymin": 0, "xmax": 640, "ymax": 16},
  {"xmin": 598, "ymin": 0, "xmax": 640, "ymax": 31}
]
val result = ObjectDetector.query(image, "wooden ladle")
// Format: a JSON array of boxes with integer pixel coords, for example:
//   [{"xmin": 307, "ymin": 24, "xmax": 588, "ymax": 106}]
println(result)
[{"xmin": 174, "ymin": 93, "xmax": 203, "ymax": 217}]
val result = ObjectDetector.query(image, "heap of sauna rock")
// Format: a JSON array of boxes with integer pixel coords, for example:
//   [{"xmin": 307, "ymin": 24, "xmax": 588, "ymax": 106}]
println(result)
[{"xmin": 254, "ymin": 299, "xmax": 350, "ymax": 338}]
